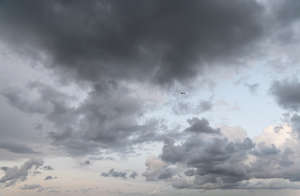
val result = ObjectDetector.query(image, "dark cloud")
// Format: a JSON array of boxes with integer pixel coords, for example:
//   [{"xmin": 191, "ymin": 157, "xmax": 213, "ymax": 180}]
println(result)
[
  {"xmin": 81, "ymin": 160, "xmax": 91, "ymax": 166},
  {"xmin": 2, "ymin": 1, "xmax": 300, "ymax": 193},
  {"xmin": 20, "ymin": 184, "xmax": 44, "ymax": 192},
  {"xmin": 270, "ymin": 79, "xmax": 300, "ymax": 111},
  {"xmin": 0, "ymin": 159, "xmax": 43, "ymax": 187},
  {"xmin": 2, "ymin": 81, "xmax": 162, "ymax": 156},
  {"xmin": 172, "ymin": 100, "xmax": 213, "ymax": 115},
  {"xmin": 156, "ymin": 117, "xmax": 300, "ymax": 189},
  {"xmin": 252, "ymin": 143, "xmax": 280, "ymax": 156},
  {"xmin": 270, "ymin": 79, "xmax": 300, "ymax": 140},
  {"xmin": 42, "ymin": 165, "xmax": 54, "ymax": 171},
  {"xmin": 198, "ymin": 100, "xmax": 213, "ymax": 113},
  {"xmin": 1, "ymin": 87, "xmax": 53, "ymax": 114},
  {"xmin": 275, "ymin": 0, "xmax": 300, "ymax": 25},
  {"xmin": 44, "ymin": 176, "xmax": 57, "ymax": 181},
  {"xmin": 0, "ymin": 0, "xmax": 269, "ymax": 161},
  {"xmin": 144, "ymin": 165, "xmax": 176, "ymax": 181},
  {"xmin": 0, "ymin": 0, "xmax": 264, "ymax": 86},
  {"xmin": 0, "ymin": 93, "xmax": 46, "ymax": 160},
  {"xmin": 0, "ymin": 141, "xmax": 37, "ymax": 154},
  {"xmin": 290, "ymin": 114, "xmax": 300, "ymax": 138},
  {"xmin": 143, "ymin": 157, "xmax": 176, "ymax": 181},
  {"xmin": 101, "ymin": 169, "xmax": 137, "ymax": 179},
  {"xmin": 89, "ymin": 156, "xmax": 115, "ymax": 161},
  {"xmin": 129, "ymin": 171, "xmax": 138, "ymax": 179},
  {"xmin": 184, "ymin": 117, "xmax": 220, "ymax": 135}
]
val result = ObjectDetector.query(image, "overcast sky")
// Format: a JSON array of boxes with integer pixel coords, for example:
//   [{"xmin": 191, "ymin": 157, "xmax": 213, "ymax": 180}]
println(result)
[{"xmin": 2, "ymin": 0, "xmax": 300, "ymax": 195}]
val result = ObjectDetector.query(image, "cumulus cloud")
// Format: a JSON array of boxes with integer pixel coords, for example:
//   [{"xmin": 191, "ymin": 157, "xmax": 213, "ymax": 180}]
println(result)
[
  {"xmin": 0, "ymin": 159, "xmax": 43, "ymax": 187},
  {"xmin": 2, "ymin": 81, "xmax": 161, "ymax": 156},
  {"xmin": 143, "ymin": 157, "xmax": 175, "ymax": 181},
  {"xmin": 146, "ymin": 117, "xmax": 300, "ymax": 190}
]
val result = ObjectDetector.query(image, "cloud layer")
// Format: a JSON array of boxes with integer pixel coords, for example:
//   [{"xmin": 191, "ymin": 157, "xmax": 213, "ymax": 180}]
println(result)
[
  {"xmin": 2, "ymin": 0, "xmax": 300, "ymax": 194},
  {"xmin": 0, "ymin": 0, "xmax": 265, "ymax": 86}
]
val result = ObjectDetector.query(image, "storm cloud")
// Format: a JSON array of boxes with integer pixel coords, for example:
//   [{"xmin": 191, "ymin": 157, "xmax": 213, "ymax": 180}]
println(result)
[
  {"xmin": 2, "ymin": 1, "xmax": 300, "ymax": 194},
  {"xmin": 0, "ymin": 0, "xmax": 264, "ymax": 86},
  {"xmin": 271, "ymin": 79, "xmax": 300, "ymax": 111},
  {"xmin": 0, "ymin": 0, "xmax": 269, "ymax": 158}
]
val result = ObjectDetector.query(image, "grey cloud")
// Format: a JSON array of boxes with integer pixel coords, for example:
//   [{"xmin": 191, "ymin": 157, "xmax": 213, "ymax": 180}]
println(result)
[
  {"xmin": 101, "ymin": 169, "xmax": 127, "ymax": 178},
  {"xmin": 44, "ymin": 176, "xmax": 57, "ymax": 181},
  {"xmin": 42, "ymin": 165, "xmax": 54, "ymax": 171},
  {"xmin": 129, "ymin": 171, "xmax": 138, "ymax": 179},
  {"xmin": 1, "ymin": 87, "xmax": 52, "ymax": 114},
  {"xmin": 143, "ymin": 165, "xmax": 176, "ymax": 181},
  {"xmin": 0, "ymin": 141, "xmax": 37, "ymax": 154},
  {"xmin": 89, "ymin": 156, "xmax": 115, "ymax": 161},
  {"xmin": 0, "ymin": 0, "xmax": 270, "ymax": 160},
  {"xmin": 261, "ymin": 0, "xmax": 300, "ymax": 45},
  {"xmin": 20, "ymin": 184, "xmax": 44, "ymax": 192},
  {"xmin": 184, "ymin": 117, "xmax": 220, "ymax": 135},
  {"xmin": 0, "ymin": 0, "xmax": 264, "ymax": 86},
  {"xmin": 3, "ymin": 81, "xmax": 161, "ymax": 156},
  {"xmin": 157, "ymin": 117, "xmax": 300, "ymax": 189},
  {"xmin": 143, "ymin": 156, "xmax": 176, "ymax": 181},
  {"xmin": 0, "ymin": 95, "xmax": 47, "ymax": 160},
  {"xmin": 173, "ymin": 100, "xmax": 213, "ymax": 115},
  {"xmin": 0, "ymin": 159, "xmax": 43, "ymax": 187},
  {"xmin": 274, "ymin": 126, "xmax": 284, "ymax": 133},
  {"xmin": 101, "ymin": 169, "xmax": 137, "ymax": 179},
  {"xmin": 271, "ymin": 79, "xmax": 300, "ymax": 111},
  {"xmin": 81, "ymin": 160, "xmax": 91, "ymax": 166},
  {"xmin": 245, "ymin": 83, "xmax": 259, "ymax": 94},
  {"xmin": 290, "ymin": 114, "xmax": 300, "ymax": 138},
  {"xmin": 156, "ymin": 167, "xmax": 176, "ymax": 180},
  {"xmin": 198, "ymin": 100, "xmax": 213, "ymax": 113},
  {"xmin": 253, "ymin": 143, "xmax": 280, "ymax": 157},
  {"xmin": 270, "ymin": 79, "xmax": 300, "ymax": 139},
  {"xmin": 275, "ymin": 0, "xmax": 300, "ymax": 25},
  {"xmin": 172, "ymin": 102, "xmax": 193, "ymax": 115}
]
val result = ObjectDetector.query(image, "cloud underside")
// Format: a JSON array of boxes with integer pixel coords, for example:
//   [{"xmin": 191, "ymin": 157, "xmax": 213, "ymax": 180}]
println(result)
[
  {"xmin": 0, "ymin": 0, "xmax": 266, "ymax": 157},
  {"xmin": 1, "ymin": 0, "xmax": 300, "ymax": 191},
  {"xmin": 0, "ymin": 0, "xmax": 264, "ymax": 85}
]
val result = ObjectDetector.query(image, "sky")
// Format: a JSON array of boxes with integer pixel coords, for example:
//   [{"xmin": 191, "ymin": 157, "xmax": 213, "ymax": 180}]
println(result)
[{"xmin": 2, "ymin": 0, "xmax": 300, "ymax": 195}]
